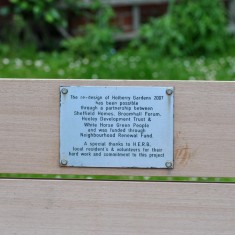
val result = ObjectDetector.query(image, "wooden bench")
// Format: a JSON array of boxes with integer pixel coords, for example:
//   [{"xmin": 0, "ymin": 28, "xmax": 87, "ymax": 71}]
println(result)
[{"xmin": 0, "ymin": 79, "xmax": 234, "ymax": 234}]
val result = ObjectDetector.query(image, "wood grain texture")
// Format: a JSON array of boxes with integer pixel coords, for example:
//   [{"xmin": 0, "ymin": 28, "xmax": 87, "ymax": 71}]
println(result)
[
  {"xmin": 0, "ymin": 79, "xmax": 235, "ymax": 177},
  {"xmin": 0, "ymin": 179, "xmax": 234, "ymax": 235}
]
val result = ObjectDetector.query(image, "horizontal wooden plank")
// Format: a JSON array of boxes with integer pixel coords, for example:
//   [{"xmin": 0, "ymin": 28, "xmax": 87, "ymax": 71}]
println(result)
[
  {"xmin": 0, "ymin": 79, "xmax": 235, "ymax": 177},
  {"xmin": 0, "ymin": 179, "xmax": 234, "ymax": 235}
]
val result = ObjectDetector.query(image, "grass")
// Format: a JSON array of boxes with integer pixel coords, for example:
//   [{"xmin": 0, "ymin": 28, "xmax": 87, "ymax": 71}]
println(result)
[
  {"xmin": 0, "ymin": 173, "xmax": 234, "ymax": 183},
  {"xmin": 0, "ymin": 51, "xmax": 235, "ymax": 80}
]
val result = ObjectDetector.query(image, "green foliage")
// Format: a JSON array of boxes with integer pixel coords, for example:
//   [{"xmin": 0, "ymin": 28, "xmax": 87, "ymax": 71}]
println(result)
[
  {"xmin": 0, "ymin": 173, "xmax": 234, "ymax": 183},
  {"xmin": 62, "ymin": 25, "xmax": 114, "ymax": 57},
  {"xmin": 1, "ymin": 50, "xmax": 235, "ymax": 81},
  {"xmin": 134, "ymin": 0, "xmax": 229, "ymax": 57},
  {"xmin": 0, "ymin": 14, "xmax": 37, "ymax": 54},
  {"xmin": 8, "ymin": 0, "xmax": 66, "ymax": 27},
  {"xmin": 62, "ymin": 5, "xmax": 115, "ymax": 57},
  {"xmin": 0, "ymin": 0, "xmax": 107, "ymax": 50}
]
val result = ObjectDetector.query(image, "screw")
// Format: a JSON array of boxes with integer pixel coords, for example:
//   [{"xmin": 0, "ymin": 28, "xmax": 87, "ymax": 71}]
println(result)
[
  {"xmin": 61, "ymin": 159, "xmax": 68, "ymax": 166},
  {"xmin": 61, "ymin": 88, "xmax": 68, "ymax": 94},
  {"xmin": 166, "ymin": 89, "xmax": 173, "ymax": 95},
  {"xmin": 165, "ymin": 162, "xmax": 173, "ymax": 168}
]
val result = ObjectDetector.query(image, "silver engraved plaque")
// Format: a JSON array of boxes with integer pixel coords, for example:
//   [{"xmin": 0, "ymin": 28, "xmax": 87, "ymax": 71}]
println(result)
[{"xmin": 60, "ymin": 86, "xmax": 174, "ymax": 168}]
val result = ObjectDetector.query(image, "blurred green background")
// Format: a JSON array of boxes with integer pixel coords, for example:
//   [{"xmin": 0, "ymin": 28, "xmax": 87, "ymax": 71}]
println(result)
[
  {"xmin": 0, "ymin": 0, "xmax": 235, "ymax": 80},
  {"xmin": 0, "ymin": 0, "xmax": 234, "ymax": 182}
]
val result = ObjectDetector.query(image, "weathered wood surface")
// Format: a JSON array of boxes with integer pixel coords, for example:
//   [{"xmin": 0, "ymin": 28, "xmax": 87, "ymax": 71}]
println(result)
[
  {"xmin": 0, "ymin": 79, "xmax": 235, "ymax": 177},
  {"xmin": 0, "ymin": 179, "xmax": 234, "ymax": 235}
]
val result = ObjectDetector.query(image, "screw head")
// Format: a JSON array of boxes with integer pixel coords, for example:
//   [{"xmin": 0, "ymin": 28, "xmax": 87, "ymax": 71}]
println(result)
[
  {"xmin": 61, "ymin": 159, "xmax": 68, "ymax": 165},
  {"xmin": 61, "ymin": 88, "xmax": 68, "ymax": 94},
  {"xmin": 165, "ymin": 162, "xmax": 173, "ymax": 168},
  {"xmin": 166, "ymin": 89, "xmax": 173, "ymax": 95}
]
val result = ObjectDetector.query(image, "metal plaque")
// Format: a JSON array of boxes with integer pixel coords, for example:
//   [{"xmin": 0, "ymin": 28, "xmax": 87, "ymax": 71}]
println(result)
[{"xmin": 60, "ymin": 86, "xmax": 174, "ymax": 168}]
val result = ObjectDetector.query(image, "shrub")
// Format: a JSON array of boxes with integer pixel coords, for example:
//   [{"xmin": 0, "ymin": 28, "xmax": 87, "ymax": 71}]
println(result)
[
  {"xmin": 134, "ymin": 0, "xmax": 230, "ymax": 57},
  {"xmin": 0, "ymin": 0, "xmax": 106, "ymax": 50},
  {"xmin": 61, "ymin": 5, "xmax": 115, "ymax": 57}
]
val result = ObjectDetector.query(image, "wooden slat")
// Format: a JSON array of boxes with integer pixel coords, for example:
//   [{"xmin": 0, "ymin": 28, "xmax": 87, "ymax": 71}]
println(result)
[
  {"xmin": 0, "ymin": 179, "xmax": 234, "ymax": 235},
  {"xmin": 0, "ymin": 79, "xmax": 235, "ymax": 177}
]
